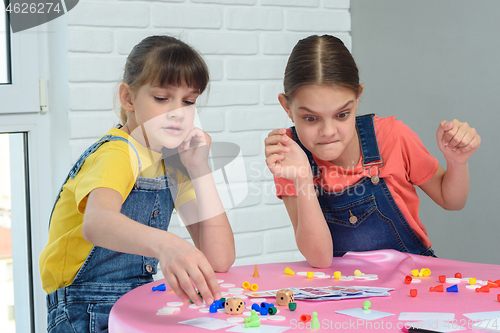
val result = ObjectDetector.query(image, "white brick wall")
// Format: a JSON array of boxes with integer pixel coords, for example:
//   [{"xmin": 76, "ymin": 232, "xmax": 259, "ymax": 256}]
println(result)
[{"xmin": 66, "ymin": 0, "xmax": 351, "ymax": 266}]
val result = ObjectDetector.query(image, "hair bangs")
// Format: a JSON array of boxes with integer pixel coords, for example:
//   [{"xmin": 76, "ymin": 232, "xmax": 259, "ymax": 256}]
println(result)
[{"xmin": 141, "ymin": 45, "xmax": 209, "ymax": 93}]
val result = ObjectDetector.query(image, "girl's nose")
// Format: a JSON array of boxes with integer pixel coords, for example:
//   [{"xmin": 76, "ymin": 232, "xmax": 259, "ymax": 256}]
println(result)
[
  {"xmin": 320, "ymin": 121, "xmax": 337, "ymax": 137},
  {"xmin": 166, "ymin": 104, "xmax": 186, "ymax": 119}
]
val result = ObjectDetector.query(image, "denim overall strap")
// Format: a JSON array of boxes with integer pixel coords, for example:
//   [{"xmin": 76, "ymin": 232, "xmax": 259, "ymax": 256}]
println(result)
[
  {"xmin": 48, "ymin": 135, "xmax": 141, "ymax": 228},
  {"xmin": 356, "ymin": 114, "xmax": 384, "ymax": 185},
  {"xmin": 290, "ymin": 126, "xmax": 321, "ymax": 178}
]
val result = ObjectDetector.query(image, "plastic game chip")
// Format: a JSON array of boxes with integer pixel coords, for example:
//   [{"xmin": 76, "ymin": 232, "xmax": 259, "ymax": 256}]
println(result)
[
  {"xmin": 217, "ymin": 279, "xmax": 224, "ymax": 283},
  {"xmin": 167, "ymin": 302, "xmax": 184, "ymax": 307},
  {"xmin": 446, "ymin": 278, "xmax": 461, "ymax": 284},
  {"xmin": 221, "ymin": 283, "xmax": 236, "ymax": 288},
  {"xmin": 411, "ymin": 279, "xmax": 421, "ymax": 283},
  {"xmin": 228, "ymin": 288, "xmax": 244, "ymax": 293},
  {"xmin": 251, "ymin": 298, "xmax": 267, "ymax": 303},
  {"xmin": 340, "ymin": 276, "xmax": 354, "ymax": 281},
  {"xmin": 268, "ymin": 315, "xmax": 286, "ymax": 321},
  {"xmin": 465, "ymin": 285, "xmax": 480, "ymax": 290}
]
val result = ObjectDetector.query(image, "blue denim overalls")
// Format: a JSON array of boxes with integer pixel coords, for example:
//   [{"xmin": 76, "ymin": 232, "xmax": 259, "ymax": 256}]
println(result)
[
  {"xmin": 46, "ymin": 134, "xmax": 176, "ymax": 333},
  {"xmin": 291, "ymin": 114, "xmax": 436, "ymax": 257}
]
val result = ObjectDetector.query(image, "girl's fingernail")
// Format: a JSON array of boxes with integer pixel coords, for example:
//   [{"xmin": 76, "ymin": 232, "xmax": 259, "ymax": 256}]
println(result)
[{"xmin": 215, "ymin": 293, "xmax": 221, "ymax": 300}]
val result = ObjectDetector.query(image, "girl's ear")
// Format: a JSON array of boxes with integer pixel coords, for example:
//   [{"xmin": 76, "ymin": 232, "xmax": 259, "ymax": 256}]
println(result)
[
  {"xmin": 357, "ymin": 84, "xmax": 364, "ymax": 102},
  {"xmin": 278, "ymin": 93, "xmax": 294, "ymax": 122},
  {"xmin": 119, "ymin": 83, "xmax": 134, "ymax": 112}
]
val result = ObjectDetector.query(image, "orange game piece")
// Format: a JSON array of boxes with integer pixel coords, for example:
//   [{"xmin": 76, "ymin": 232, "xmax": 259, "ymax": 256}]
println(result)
[
  {"xmin": 455, "ymin": 273, "xmax": 462, "ymax": 279},
  {"xmin": 405, "ymin": 276, "xmax": 412, "ymax": 284},
  {"xmin": 430, "ymin": 284, "xmax": 444, "ymax": 292},
  {"xmin": 487, "ymin": 280, "xmax": 499, "ymax": 288},
  {"xmin": 439, "ymin": 275, "xmax": 446, "ymax": 283},
  {"xmin": 410, "ymin": 289, "xmax": 417, "ymax": 297},
  {"xmin": 476, "ymin": 285, "xmax": 490, "ymax": 293},
  {"xmin": 253, "ymin": 265, "xmax": 259, "ymax": 278}
]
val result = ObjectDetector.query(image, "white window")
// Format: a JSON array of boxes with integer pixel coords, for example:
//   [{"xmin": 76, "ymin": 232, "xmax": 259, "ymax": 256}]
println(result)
[
  {"xmin": 0, "ymin": 9, "xmax": 10, "ymax": 84},
  {"xmin": 0, "ymin": 11, "xmax": 52, "ymax": 333}
]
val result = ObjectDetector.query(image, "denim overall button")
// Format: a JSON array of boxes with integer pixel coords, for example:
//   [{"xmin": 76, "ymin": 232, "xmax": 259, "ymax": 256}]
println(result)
[
  {"xmin": 349, "ymin": 215, "xmax": 358, "ymax": 224},
  {"xmin": 153, "ymin": 210, "xmax": 159, "ymax": 218},
  {"xmin": 146, "ymin": 264, "xmax": 153, "ymax": 273}
]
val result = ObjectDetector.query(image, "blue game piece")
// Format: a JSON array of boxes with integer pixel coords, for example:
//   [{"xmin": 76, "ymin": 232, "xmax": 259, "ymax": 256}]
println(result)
[
  {"xmin": 209, "ymin": 303, "xmax": 218, "ymax": 313},
  {"xmin": 446, "ymin": 284, "xmax": 458, "ymax": 292},
  {"xmin": 259, "ymin": 307, "xmax": 268, "ymax": 316},
  {"xmin": 152, "ymin": 283, "xmax": 166, "ymax": 291},
  {"xmin": 251, "ymin": 303, "xmax": 261, "ymax": 311}
]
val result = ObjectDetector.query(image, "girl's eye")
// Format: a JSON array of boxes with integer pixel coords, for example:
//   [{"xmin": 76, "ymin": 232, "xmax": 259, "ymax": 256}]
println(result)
[
  {"xmin": 154, "ymin": 97, "xmax": 167, "ymax": 102},
  {"xmin": 337, "ymin": 112, "xmax": 349, "ymax": 119},
  {"xmin": 304, "ymin": 116, "xmax": 317, "ymax": 122},
  {"xmin": 183, "ymin": 100, "xmax": 195, "ymax": 106}
]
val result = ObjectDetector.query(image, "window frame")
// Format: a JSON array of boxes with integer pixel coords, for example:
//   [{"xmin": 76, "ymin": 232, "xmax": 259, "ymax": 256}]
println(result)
[
  {"xmin": 1, "ymin": 115, "xmax": 52, "ymax": 333},
  {"xmin": 0, "ymin": 25, "xmax": 40, "ymax": 114},
  {"xmin": 0, "ymin": 17, "xmax": 51, "ymax": 329}
]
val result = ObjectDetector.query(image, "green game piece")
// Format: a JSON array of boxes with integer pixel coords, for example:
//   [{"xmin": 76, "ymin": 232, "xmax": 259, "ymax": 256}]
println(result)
[
  {"xmin": 363, "ymin": 300, "xmax": 371, "ymax": 310},
  {"xmin": 244, "ymin": 310, "xmax": 261, "ymax": 328},
  {"xmin": 311, "ymin": 311, "xmax": 320, "ymax": 329},
  {"xmin": 288, "ymin": 302, "xmax": 297, "ymax": 311},
  {"xmin": 268, "ymin": 307, "xmax": 277, "ymax": 315}
]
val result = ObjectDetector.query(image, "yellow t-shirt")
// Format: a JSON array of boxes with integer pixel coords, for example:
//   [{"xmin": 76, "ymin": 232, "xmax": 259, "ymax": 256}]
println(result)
[{"xmin": 39, "ymin": 128, "xmax": 195, "ymax": 294}]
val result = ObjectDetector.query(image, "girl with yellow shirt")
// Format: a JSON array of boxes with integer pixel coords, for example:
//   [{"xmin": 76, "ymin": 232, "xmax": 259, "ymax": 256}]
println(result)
[{"xmin": 39, "ymin": 35, "xmax": 235, "ymax": 333}]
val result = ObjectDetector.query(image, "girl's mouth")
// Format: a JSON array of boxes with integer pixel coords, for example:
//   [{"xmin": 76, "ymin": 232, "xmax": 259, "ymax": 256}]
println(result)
[{"xmin": 163, "ymin": 125, "xmax": 183, "ymax": 136}]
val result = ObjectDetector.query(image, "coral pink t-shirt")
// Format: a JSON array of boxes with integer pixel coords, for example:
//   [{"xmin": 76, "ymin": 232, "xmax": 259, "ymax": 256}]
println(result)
[{"xmin": 274, "ymin": 116, "xmax": 439, "ymax": 248}]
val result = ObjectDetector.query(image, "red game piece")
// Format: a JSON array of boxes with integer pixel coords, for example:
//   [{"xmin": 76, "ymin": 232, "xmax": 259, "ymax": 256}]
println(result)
[
  {"xmin": 405, "ymin": 275, "xmax": 412, "ymax": 284},
  {"xmin": 455, "ymin": 273, "xmax": 462, "ymax": 279},
  {"xmin": 487, "ymin": 280, "xmax": 499, "ymax": 288},
  {"xmin": 497, "ymin": 294, "xmax": 500, "ymax": 302},
  {"xmin": 476, "ymin": 285, "xmax": 490, "ymax": 293},
  {"xmin": 300, "ymin": 314, "xmax": 311, "ymax": 323},
  {"xmin": 410, "ymin": 289, "xmax": 418, "ymax": 297},
  {"xmin": 430, "ymin": 284, "xmax": 444, "ymax": 292},
  {"xmin": 494, "ymin": 280, "xmax": 500, "ymax": 286},
  {"xmin": 439, "ymin": 275, "xmax": 446, "ymax": 283}
]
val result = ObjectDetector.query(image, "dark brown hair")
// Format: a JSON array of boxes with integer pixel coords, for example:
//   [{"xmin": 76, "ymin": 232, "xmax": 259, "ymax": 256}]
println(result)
[
  {"xmin": 283, "ymin": 35, "xmax": 361, "ymax": 101},
  {"xmin": 119, "ymin": 35, "xmax": 209, "ymax": 125}
]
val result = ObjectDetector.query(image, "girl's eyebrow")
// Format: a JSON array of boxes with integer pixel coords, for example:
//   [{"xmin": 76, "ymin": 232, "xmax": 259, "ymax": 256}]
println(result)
[{"xmin": 298, "ymin": 100, "xmax": 354, "ymax": 114}]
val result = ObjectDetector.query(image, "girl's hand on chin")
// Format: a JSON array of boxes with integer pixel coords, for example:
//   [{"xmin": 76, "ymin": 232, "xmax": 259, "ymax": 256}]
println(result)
[{"xmin": 178, "ymin": 127, "xmax": 211, "ymax": 174}]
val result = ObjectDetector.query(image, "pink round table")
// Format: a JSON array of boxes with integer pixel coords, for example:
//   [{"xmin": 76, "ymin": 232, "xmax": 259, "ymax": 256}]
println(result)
[{"xmin": 109, "ymin": 250, "xmax": 500, "ymax": 332}]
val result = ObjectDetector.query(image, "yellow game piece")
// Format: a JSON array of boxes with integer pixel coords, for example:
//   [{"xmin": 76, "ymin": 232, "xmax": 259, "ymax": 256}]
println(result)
[
  {"xmin": 411, "ymin": 269, "xmax": 419, "ymax": 277},
  {"xmin": 422, "ymin": 268, "xmax": 431, "ymax": 277},
  {"xmin": 250, "ymin": 284, "xmax": 258, "ymax": 291},
  {"xmin": 354, "ymin": 269, "xmax": 364, "ymax": 276},
  {"xmin": 469, "ymin": 278, "xmax": 476, "ymax": 285},
  {"xmin": 242, "ymin": 281, "xmax": 250, "ymax": 289},
  {"xmin": 284, "ymin": 267, "xmax": 295, "ymax": 275},
  {"xmin": 334, "ymin": 271, "xmax": 341, "ymax": 279},
  {"xmin": 418, "ymin": 269, "xmax": 424, "ymax": 277},
  {"xmin": 307, "ymin": 272, "xmax": 314, "ymax": 279}
]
